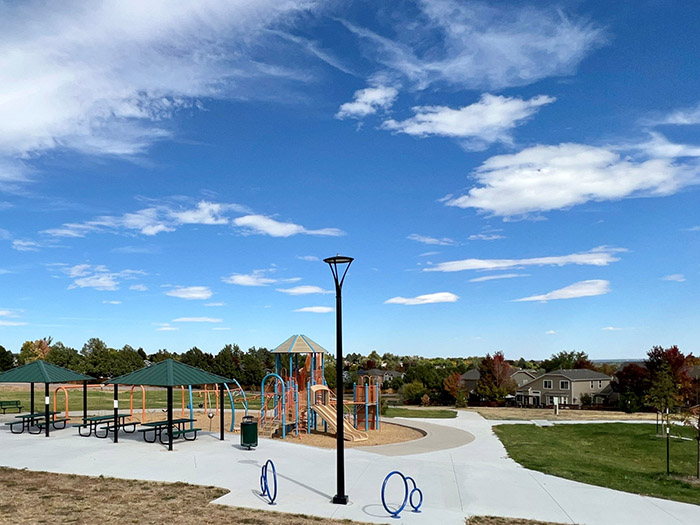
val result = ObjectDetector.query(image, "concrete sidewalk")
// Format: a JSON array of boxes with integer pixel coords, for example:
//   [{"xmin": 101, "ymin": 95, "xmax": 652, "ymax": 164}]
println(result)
[{"xmin": 0, "ymin": 411, "xmax": 698, "ymax": 524}]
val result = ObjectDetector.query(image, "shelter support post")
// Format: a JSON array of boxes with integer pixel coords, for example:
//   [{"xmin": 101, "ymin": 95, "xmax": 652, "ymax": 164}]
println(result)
[
  {"xmin": 167, "ymin": 386, "xmax": 173, "ymax": 451},
  {"xmin": 44, "ymin": 383, "xmax": 50, "ymax": 437},
  {"xmin": 83, "ymin": 380, "xmax": 87, "ymax": 422},
  {"xmin": 113, "ymin": 385, "xmax": 119, "ymax": 443},
  {"xmin": 31, "ymin": 383, "xmax": 35, "ymax": 413},
  {"xmin": 219, "ymin": 383, "xmax": 225, "ymax": 441}
]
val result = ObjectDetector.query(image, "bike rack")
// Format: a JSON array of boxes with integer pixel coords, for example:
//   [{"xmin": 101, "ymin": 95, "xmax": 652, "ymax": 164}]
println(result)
[
  {"xmin": 260, "ymin": 459, "xmax": 277, "ymax": 505},
  {"xmin": 381, "ymin": 470, "xmax": 423, "ymax": 518}
]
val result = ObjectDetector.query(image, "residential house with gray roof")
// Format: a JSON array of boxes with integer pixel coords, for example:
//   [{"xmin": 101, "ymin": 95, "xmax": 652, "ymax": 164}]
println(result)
[{"xmin": 516, "ymin": 369, "xmax": 611, "ymax": 406}]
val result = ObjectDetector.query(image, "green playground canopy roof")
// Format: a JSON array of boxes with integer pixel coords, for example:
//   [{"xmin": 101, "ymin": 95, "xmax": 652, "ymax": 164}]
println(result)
[
  {"xmin": 272, "ymin": 334, "xmax": 328, "ymax": 354},
  {"xmin": 104, "ymin": 358, "xmax": 232, "ymax": 387},
  {"xmin": 0, "ymin": 360, "xmax": 94, "ymax": 383}
]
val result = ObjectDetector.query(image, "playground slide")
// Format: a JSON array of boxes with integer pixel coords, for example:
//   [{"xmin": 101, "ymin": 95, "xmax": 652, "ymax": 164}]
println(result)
[{"xmin": 311, "ymin": 403, "xmax": 368, "ymax": 442}]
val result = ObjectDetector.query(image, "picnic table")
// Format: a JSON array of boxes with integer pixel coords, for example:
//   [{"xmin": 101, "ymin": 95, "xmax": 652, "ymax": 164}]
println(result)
[
  {"xmin": 5, "ymin": 411, "xmax": 63, "ymax": 434},
  {"xmin": 75, "ymin": 414, "xmax": 137, "ymax": 438},
  {"xmin": 138, "ymin": 418, "xmax": 201, "ymax": 444}
]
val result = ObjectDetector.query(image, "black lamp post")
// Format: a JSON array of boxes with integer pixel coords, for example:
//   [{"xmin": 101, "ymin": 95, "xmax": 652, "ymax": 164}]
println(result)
[{"xmin": 324, "ymin": 255, "xmax": 353, "ymax": 505}]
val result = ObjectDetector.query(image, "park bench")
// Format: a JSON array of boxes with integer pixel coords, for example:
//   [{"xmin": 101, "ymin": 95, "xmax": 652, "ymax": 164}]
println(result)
[{"xmin": 0, "ymin": 400, "xmax": 23, "ymax": 414}]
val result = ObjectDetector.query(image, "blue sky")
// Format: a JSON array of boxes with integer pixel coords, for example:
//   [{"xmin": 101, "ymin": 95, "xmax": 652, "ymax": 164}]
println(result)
[{"xmin": 1, "ymin": 1, "xmax": 699, "ymax": 360}]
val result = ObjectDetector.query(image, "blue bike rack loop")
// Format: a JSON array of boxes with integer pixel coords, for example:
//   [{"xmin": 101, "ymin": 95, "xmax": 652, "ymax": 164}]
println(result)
[
  {"xmin": 381, "ymin": 471, "xmax": 423, "ymax": 518},
  {"xmin": 260, "ymin": 459, "xmax": 277, "ymax": 505}
]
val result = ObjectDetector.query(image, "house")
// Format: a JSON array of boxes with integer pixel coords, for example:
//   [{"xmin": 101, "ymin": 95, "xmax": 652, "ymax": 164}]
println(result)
[
  {"xmin": 357, "ymin": 368, "xmax": 404, "ymax": 386},
  {"xmin": 516, "ymin": 369, "xmax": 612, "ymax": 406},
  {"xmin": 459, "ymin": 368, "xmax": 540, "ymax": 394}
]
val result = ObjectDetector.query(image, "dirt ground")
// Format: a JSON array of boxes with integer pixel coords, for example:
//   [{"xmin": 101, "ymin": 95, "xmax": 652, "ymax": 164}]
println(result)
[
  {"xmin": 468, "ymin": 517, "xmax": 564, "ymax": 525},
  {"xmin": 466, "ymin": 406, "xmax": 657, "ymax": 421}
]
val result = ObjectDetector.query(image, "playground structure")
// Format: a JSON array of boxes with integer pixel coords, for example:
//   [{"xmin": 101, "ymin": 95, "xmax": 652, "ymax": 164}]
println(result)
[{"xmin": 259, "ymin": 335, "xmax": 378, "ymax": 441}]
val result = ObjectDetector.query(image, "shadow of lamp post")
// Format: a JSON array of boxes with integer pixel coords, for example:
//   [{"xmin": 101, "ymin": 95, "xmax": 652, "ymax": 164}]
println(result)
[{"xmin": 324, "ymin": 255, "xmax": 353, "ymax": 505}]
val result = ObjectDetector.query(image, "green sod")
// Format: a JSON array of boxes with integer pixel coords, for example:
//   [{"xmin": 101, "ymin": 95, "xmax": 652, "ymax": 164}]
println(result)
[
  {"xmin": 494, "ymin": 423, "xmax": 700, "ymax": 505},
  {"xmin": 385, "ymin": 407, "xmax": 457, "ymax": 418}
]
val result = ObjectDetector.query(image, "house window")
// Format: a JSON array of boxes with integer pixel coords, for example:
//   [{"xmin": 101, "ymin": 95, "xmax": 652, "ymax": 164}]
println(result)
[
  {"xmin": 598, "ymin": 380, "xmax": 603, "ymax": 388},
  {"xmin": 560, "ymin": 380, "xmax": 570, "ymax": 390},
  {"xmin": 543, "ymin": 380, "xmax": 552, "ymax": 389},
  {"xmin": 548, "ymin": 396, "xmax": 555, "ymax": 404},
  {"xmin": 590, "ymin": 381, "xmax": 594, "ymax": 389}
]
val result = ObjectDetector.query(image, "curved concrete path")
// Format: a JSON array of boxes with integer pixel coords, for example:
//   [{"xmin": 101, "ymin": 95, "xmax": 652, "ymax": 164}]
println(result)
[
  {"xmin": 0, "ymin": 411, "xmax": 698, "ymax": 524},
  {"xmin": 357, "ymin": 418, "xmax": 474, "ymax": 456}
]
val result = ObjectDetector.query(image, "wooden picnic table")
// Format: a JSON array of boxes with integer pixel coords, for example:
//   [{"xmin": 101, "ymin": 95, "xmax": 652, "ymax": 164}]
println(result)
[
  {"xmin": 6, "ymin": 411, "xmax": 61, "ymax": 435},
  {"xmin": 139, "ymin": 418, "xmax": 200, "ymax": 444},
  {"xmin": 75, "ymin": 413, "xmax": 137, "ymax": 438}
]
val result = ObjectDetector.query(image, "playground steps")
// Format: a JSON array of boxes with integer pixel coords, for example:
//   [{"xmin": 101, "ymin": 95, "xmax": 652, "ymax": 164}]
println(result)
[
  {"xmin": 260, "ymin": 420, "xmax": 281, "ymax": 439},
  {"xmin": 311, "ymin": 403, "xmax": 368, "ymax": 442}
]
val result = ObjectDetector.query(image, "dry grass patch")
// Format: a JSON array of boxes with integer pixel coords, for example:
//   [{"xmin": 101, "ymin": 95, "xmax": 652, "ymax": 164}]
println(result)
[
  {"xmin": 0, "ymin": 467, "xmax": 370, "ymax": 525},
  {"xmin": 466, "ymin": 407, "xmax": 656, "ymax": 421},
  {"xmin": 467, "ymin": 517, "xmax": 566, "ymax": 525}
]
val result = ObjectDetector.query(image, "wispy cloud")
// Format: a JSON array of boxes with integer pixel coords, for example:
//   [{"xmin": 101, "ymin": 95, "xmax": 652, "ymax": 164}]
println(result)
[
  {"xmin": 294, "ymin": 306, "xmax": 333, "ymax": 313},
  {"xmin": 0, "ymin": 320, "xmax": 28, "ymax": 327},
  {"xmin": 233, "ymin": 214, "xmax": 344, "ymax": 237},
  {"xmin": 384, "ymin": 94, "xmax": 554, "ymax": 150},
  {"xmin": 662, "ymin": 274, "xmax": 686, "ymax": 282},
  {"xmin": 60, "ymin": 263, "xmax": 145, "ymax": 291},
  {"xmin": 297, "ymin": 255, "xmax": 320, "ymax": 262},
  {"xmin": 426, "ymin": 246, "xmax": 623, "ymax": 273},
  {"xmin": 102, "ymin": 300, "xmax": 121, "ymax": 305},
  {"xmin": 12, "ymin": 240, "xmax": 41, "ymax": 252},
  {"xmin": 336, "ymin": 85, "xmax": 398, "ymax": 119},
  {"xmin": 172, "ymin": 317, "xmax": 222, "ymax": 323},
  {"xmin": 545, "ymin": 330, "xmax": 556, "ymax": 335},
  {"xmin": 446, "ymin": 141, "xmax": 699, "ymax": 217},
  {"xmin": 407, "ymin": 234, "xmax": 456, "ymax": 246},
  {"xmin": 603, "ymin": 326, "xmax": 622, "ymax": 331},
  {"xmin": 276, "ymin": 285, "xmax": 332, "ymax": 295},
  {"xmin": 222, "ymin": 269, "xmax": 301, "ymax": 287},
  {"xmin": 205, "ymin": 302, "xmax": 225, "ymax": 307},
  {"xmin": 155, "ymin": 323, "xmax": 178, "ymax": 332},
  {"xmin": 651, "ymin": 103, "xmax": 700, "ymax": 126},
  {"xmin": 469, "ymin": 233, "xmax": 504, "ymax": 241},
  {"xmin": 469, "ymin": 273, "xmax": 528, "ymax": 283},
  {"xmin": 129, "ymin": 284, "xmax": 148, "ymax": 292},
  {"xmin": 385, "ymin": 291, "xmax": 458, "ymax": 305},
  {"xmin": 165, "ymin": 286, "xmax": 213, "ymax": 300},
  {"xmin": 0, "ymin": 309, "xmax": 26, "ymax": 326},
  {"xmin": 514, "ymin": 280, "xmax": 610, "ymax": 302}
]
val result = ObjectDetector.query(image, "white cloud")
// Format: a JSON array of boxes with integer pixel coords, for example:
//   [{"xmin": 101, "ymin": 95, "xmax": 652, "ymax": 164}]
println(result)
[
  {"xmin": 297, "ymin": 255, "xmax": 319, "ymax": 262},
  {"xmin": 212, "ymin": 327, "xmax": 232, "ymax": 331},
  {"xmin": 165, "ymin": 286, "xmax": 213, "ymax": 300},
  {"xmin": 102, "ymin": 300, "xmax": 121, "ymax": 305},
  {"xmin": 205, "ymin": 302, "xmax": 225, "ymax": 307},
  {"xmin": 468, "ymin": 233, "xmax": 504, "ymax": 241},
  {"xmin": 62, "ymin": 264, "xmax": 145, "ymax": 291},
  {"xmin": 385, "ymin": 291, "xmax": 459, "ymax": 305},
  {"xmin": 469, "ymin": 273, "xmax": 528, "ymax": 283},
  {"xmin": 341, "ymin": 1, "xmax": 604, "ymax": 91},
  {"xmin": 222, "ymin": 269, "xmax": 300, "ymax": 287},
  {"xmin": 233, "ymin": 214, "xmax": 344, "ymax": 237},
  {"xmin": 0, "ymin": 320, "xmax": 28, "ymax": 327},
  {"xmin": 662, "ymin": 274, "xmax": 686, "ymax": 282},
  {"xmin": 276, "ymin": 285, "xmax": 332, "ymax": 295},
  {"xmin": 545, "ymin": 330, "xmax": 556, "ymax": 335},
  {"xmin": 294, "ymin": 306, "xmax": 333, "ymax": 313},
  {"xmin": 384, "ymin": 94, "xmax": 554, "ymax": 149},
  {"xmin": 172, "ymin": 317, "xmax": 222, "ymax": 323},
  {"xmin": 336, "ymin": 85, "xmax": 398, "ymax": 119},
  {"xmin": 603, "ymin": 326, "xmax": 621, "ymax": 331},
  {"xmin": 407, "ymin": 234, "xmax": 456, "ymax": 246},
  {"xmin": 12, "ymin": 239, "xmax": 41, "ymax": 252},
  {"xmin": 0, "ymin": 0, "xmax": 317, "ymax": 184},
  {"xmin": 169, "ymin": 201, "xmax": 242, "ymax": 225},
  {"xmin": 654, "ymin": 103, "xmax": 700, "ymax": 126},
  {"xmin": 446, "ymin": 142, "xmax": 698, "ymax": 217},
  {"xmin": 426, "ymin": 246, "xmax": 622, "ymax": 273},
  {"xmin": 155, "ymin": 323, "xmax": 178, "ymax": 332},
  {"xmin": 514, "ymin": 279, "xmax": 610, "ymax": 302},
  {"xmin": 129, "ymin": 284, "xmax": 148, "ymax": 292}
]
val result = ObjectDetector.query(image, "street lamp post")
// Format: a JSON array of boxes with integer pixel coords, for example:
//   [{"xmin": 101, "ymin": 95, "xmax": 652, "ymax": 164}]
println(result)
[{"xmin": 324, "ymin": 255, "xmax": 353, "ymax": 505}]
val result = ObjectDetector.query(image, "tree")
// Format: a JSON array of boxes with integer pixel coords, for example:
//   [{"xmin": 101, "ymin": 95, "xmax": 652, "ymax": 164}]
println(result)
[
  {"xmin": 541, "ymin": 350, "xmax": 592, "ymax": 372},
  {"xmin": 45, "ymin": 342, "xmax": 83, "ymax": 370},
  {"xmin": 645, "ymin": 363, "xmax": 679, "ymax": 425},
  {"xmin": 399, "ymin": 380, "xmax": 427, "ymax": 405},
  {"xmin": 17, "ymin": 337, "xmax": 52, "ymax": 365},
  {"xmin": 681, "ymin": 408, "xmax": 700, "ymax": 479},
  {"xmin": 443, "ymin": 371, "xmax": 462, "ymax": 402},
  {"xmin": 0, "ymin": 345, "xmax": 14, "ymax": 371},
  {"xmin": 645, "ymin": 345, "xmax": 694, "ymax": 405},
  {"xmin": 613, "ymin": 363, "xmax": 650, "ymax": 413},
  {"xmin": 213, "ymin": 344, "xmax": 240, "ymax": 380},
  {"xmin": 475, "ymin": 352, "xmax": 516, "ymax": 403},
  {"xmin": 148, "ymin": 349, "xmax": 176, "ymax": 363}
]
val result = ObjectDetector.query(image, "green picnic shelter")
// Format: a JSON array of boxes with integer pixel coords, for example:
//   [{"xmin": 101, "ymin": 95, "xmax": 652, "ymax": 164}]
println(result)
[
  {"xmin": 0, "ymin": 360, "xmax": 94, "ymax": 437},
  {"xmin": 105, "ymin": 359, "xmax": 234, "ymax": 451}
]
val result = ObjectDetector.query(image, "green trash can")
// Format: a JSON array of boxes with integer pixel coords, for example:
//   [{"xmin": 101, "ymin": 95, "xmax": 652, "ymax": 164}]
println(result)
[{"xmin": 240, "ymin": 415, "xmax": 258, "ymax": 449}]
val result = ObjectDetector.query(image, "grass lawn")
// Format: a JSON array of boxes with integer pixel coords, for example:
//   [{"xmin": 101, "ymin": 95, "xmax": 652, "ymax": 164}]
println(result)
[
  {"xmin": 494, "ymin": 423, "xmax": 700, "ymax": 505},
  {"xmin": 384, "ymin": 407, "xmax": 457, "ymax": 418},
  {"xmin": 0, "ymin": 387, "xmax": 260, "ymax": 412}
]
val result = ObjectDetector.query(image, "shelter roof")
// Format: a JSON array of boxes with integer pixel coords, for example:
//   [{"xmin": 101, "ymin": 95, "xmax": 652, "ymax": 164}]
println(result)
[
  {"xmin": 0, "ymin": 360, "xmax": 93, "ymax": 383},
  {"xmin": 105, "ymin": 359, "xmax": 232, "ymax": 387},
  {"xmin": 272, "ymin": 334, "xmax": 327, "ymax": 354}
]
